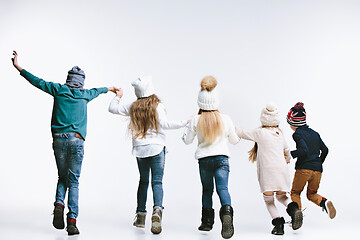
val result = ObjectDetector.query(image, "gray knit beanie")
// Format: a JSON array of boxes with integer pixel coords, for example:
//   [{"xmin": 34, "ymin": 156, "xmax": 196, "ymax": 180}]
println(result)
[{"xmin": 65, "ymin": 66, "xmax": 85, "ymax": 89}]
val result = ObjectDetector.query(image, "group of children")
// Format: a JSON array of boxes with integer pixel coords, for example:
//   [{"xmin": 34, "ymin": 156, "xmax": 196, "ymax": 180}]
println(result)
[{"xmin": 11, "ymin": 51, "xmax": 336, "ymax": 238}]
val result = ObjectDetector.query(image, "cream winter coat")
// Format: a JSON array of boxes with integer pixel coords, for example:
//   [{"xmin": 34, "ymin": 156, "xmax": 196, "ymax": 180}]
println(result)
[{"xmin": 236, "ymin": 127, "xmax": 291, "ymax": 193}]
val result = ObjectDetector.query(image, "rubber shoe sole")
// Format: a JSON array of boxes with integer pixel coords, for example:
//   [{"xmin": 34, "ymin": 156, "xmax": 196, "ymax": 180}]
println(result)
[
  {"xmin": 221, "ymin": 215, "xmax": 234, "ymax": 239},
  {"xmin": 133, "ymin": 222, "xmax": 145, "ymax": 228},
  {"xmin": 326, "ymin": 201, "xmax": 336, "ymax": 219},
  {"xmin": 198, "ymin": 224, "xmax": 212, "ymax": 231},
  {"xmin": 52, "ymin": 208, "xmax": 65, "ymax": 230},
  {"xmin": 151, "ymin": 214, "xmax": 162, "ymax": 234},
  {"xmin": 292, "ymin": 209, "xmax": 303, "ymax": 230}
]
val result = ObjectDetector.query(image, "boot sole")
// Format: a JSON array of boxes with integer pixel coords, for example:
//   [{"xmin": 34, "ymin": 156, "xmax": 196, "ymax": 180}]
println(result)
[
  {"xmin": 198, "ymin": 226, "xmax": 212, "ymax": 231},
  {"xmin": 292, "ymin": 210, "xmax": 303, "ymax": 230},
  {"xmin": 326, "ymin": 201, "xmax": 336, "ymax": 219},
  {"xmin": 151, "ymin": 215, "xmax": 162, "ymax": 234},
  {"xmin": 133, "ymin": 224, "xmax": 145, "ymax": 228},
  {"xmin": 221, "ymin": 215, "xmax": 234, "ymax": 239},
  {"xmin": 53, "ymin": 210, "xmax": 65, "ymax": 230}
]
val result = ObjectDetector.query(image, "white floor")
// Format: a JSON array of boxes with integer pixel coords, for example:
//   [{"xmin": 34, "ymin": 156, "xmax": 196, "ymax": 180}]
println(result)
[{"xmin": 1, "ymin": 200, "xmax": 358, "ymax": 240}]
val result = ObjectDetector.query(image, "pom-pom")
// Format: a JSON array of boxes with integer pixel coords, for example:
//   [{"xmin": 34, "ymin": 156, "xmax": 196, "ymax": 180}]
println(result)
[
  {"xmin": 201, "ymin": 76, "xmax": 217, "ymax": 91},
  {"xmin": 266, "ymin": 103, "xmax": 277, "ymax": 112},
  {"xmin": 294, "ymin": 102, "xmax": 304, "ymax": 110}
]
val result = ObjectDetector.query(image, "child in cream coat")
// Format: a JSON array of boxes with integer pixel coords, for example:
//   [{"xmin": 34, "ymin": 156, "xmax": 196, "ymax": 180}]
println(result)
[{"xmin": 236, "ymin": 103, "xmax": 303, "ymax": 235}]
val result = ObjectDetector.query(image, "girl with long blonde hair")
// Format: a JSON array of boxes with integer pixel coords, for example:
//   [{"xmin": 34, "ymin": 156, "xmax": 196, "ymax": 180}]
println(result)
[
  {"xmin": 108, "ymin": 76, "xmax": 187, "ymax": 234},
  {"xmin": 182, "ymin": 76, "xmax": 239, "ymax": 239},
  {"xmin": 236, "ymin": 103, "xmax": 303, "ymax": 236}
]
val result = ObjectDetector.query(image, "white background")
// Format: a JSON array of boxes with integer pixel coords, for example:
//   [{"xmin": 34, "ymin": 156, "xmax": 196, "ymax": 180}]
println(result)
[{"xmin": 0, "ymin": 0, "xmax": 359, "ymax": 239}]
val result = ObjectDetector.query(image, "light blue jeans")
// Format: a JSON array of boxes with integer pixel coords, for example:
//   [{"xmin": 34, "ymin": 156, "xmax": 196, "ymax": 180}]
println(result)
[
  {"xmin": 198, "ymin": 155, "xmax": 231, "ymax": 209},
  {"xmin": 136, "ymin": 148, "xmax": 166, "ymax": 213},
  {"xmin": 52, "ymin": 132, "xmax": 84, "ymax": 219}
]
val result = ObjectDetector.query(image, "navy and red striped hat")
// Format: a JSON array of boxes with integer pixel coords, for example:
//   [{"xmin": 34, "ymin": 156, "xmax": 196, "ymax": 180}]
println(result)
[{"xmin": 287, "ymin": 102, "xmax": 306, "ymax": 127}]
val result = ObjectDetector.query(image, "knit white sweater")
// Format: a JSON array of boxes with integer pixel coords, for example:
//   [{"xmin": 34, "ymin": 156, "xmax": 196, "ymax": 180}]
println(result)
[
  {"xmin": 109, "ymin": 97, "xmax": 187, "ymax": 157},
  {"xmin": 182, "ymin": 113, "xmax": 240, "ymax": 159},
  {"xmin": 236, "ymin": 127, "xmax": 291, "ymax": 193}
]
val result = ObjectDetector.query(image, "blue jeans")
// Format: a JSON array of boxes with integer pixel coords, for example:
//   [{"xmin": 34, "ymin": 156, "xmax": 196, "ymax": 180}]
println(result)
[
  {"xmin": 136, "ymin": 148, "xmax": 166, "ymax": 213},
  {"xmin": 198, "ymin": 155, "xmax": 231, "ymax": 209},
  {"xmin": 52, "ymin": 132, "xmax": 84, "ymax": 219}
]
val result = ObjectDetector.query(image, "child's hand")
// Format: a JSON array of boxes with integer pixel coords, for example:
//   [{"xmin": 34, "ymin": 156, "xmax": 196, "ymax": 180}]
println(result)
[
  {"xmin": 11, "ymin": 51, "xmax": 18, "ymax": 66},
  {"xmin": 108, "ymin": 86, "xmax": 120, "ymax": 93},
  {"xmin": 116, "ymin": 88, "xmax": 123, "ymax": 98},
  {"xmin": 11, "ymin": 51, "xmax": 23, "ymax": 72}
]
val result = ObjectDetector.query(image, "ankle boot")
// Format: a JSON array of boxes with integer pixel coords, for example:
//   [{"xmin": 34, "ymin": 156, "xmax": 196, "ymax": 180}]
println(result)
[
  {"xmin": 66, "ymin": 218, "xmax": 80, "ymax": 236},
  {"xmin": 198, "ymin": 208, "xmax": 215, "ymax": 231},
  {"xmin": 286, "ymin": 202, "xmax": 303, "ymax": 230},
  {"xmin": 151, "ymin": 206, "xmax": 163, "ymax": 234},
  {"xmin": 133, "ymin": 212, "xmax": 146, "ymax": 228},
  {"xmin": 271, "ymin": 217, "xmax": 285, "ymax": 235},
  {"xmin": 52, "ymin": 203, "xmax": 65, "ymax": 230},
  {"xmin": 219, "ymin": 205, "xmax": 234, "ymax": 239}
]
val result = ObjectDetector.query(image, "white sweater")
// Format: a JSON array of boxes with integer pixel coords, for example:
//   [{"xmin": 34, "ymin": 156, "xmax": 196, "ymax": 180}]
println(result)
[
  {"xmin": 109, "ymin": 97, "xmax": 187, "ymax": 157},
  {"xmin": 182, "ymin": 113, "xmax": 240, "ymax": 159},
  {"xmin": 236, "ymin": 127, "xmax": 291, "ymax": 193}
]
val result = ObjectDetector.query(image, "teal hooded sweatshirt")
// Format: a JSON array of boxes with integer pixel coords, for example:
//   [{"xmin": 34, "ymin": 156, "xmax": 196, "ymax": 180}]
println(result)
[{"xmin": 20, "ymin": 69, "xmax": 108, "ymax": 140}]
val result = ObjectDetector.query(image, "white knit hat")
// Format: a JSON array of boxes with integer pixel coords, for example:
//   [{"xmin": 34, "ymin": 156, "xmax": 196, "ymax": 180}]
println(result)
[
  {"xmin": 131, "ymin": 76, "xmax": 155, "ymax": 98},
  {"xmin": 197, "ymin": 76, "xmax": 219, "ymax": 111},
  {"xmin": 260, "ymin": 103, "xmax": 280, "ymax": 126}
]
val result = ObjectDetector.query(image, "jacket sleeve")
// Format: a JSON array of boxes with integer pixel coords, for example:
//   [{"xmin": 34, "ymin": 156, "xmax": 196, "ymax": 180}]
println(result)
[
  {"xmin": 157, "ymin": 104, "xmax": 187, "ymax": 130},
  {"xmin": 182, "ymin": 116, "xmax": 197, "ymax": 145},
  {"xmin": 290, "ymin": 132, "xmax": 309, "ymax": 159},
  {"xmin": 86, "ymin": 87, "xmax": 108, "ymax": 101},
  {"xmin": 108, "ymin": 96, "xmax": 131, "ymax": 116},
  {"xmin": 20, "ymin": 69, "xmax": 61, "ymax": 96},
  {"xmin": 319, "ymin": 135, "xmax": 329, "ymax": 162}
]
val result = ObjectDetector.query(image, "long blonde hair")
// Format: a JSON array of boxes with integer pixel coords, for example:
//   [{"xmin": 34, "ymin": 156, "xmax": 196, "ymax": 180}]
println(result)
[
  {"xmin": 197, "ymin": 76, "xmax": 224, "ymax": 145},
  {"xmin": 129, "ymin": 94, "xmax": 161, "ymax": 139},
  {"xmin": 197, "ymin": 109, "xmax": 224, "ymax": 145},
  {"xmin": 248, "ymin": 126, "xmax": 281, "ymax": 163}
]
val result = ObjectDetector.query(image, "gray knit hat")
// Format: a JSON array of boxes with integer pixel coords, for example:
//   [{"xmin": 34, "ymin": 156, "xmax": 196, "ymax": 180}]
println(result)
[{"xmin": 65, "ymin": 66, "xmax": 85, "ymax": 89}]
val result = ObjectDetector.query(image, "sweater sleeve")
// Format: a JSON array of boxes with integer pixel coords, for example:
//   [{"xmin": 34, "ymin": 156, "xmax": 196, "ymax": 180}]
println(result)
[
  {"xmin": 283, "ymin": 136, "xmax": 291, "ymax": 163},
  {"xmin": 182, "ymin": 116, "xmax": 197, "ymax": 145},
  {"xmin": 236, "ymin": 127, "xmax": 260, "ymax": 142},
  {"xmin": 226, "ymin": 116, "xmax": 240, "ymax": 145},
  {"xmin": 157, "ymin": 104, "xmax": 187, "ymax": 130},
  {"xmin": 20, "ymin": 69, "xmax": 61, "ymax": 96},
  {"xmin": 108, "ymin": 96, "xmax": 130, "ymax": 116},
  {"xmin": 85, "ymin": 87, "xmax": 108, "ymax": 101},
  {"xmin": 319, "ymin": 135, "xmax": 329, "ymax": 163},
  {"xmin": 290, "ymin": 132, "xmax": 309, "ymax": 159}
]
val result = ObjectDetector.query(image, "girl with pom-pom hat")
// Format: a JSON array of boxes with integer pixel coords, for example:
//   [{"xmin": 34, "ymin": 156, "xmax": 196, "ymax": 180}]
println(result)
[
  {"xmin": 182, "ymin": 76, "xmax": 240, "ymax": 239},
  {"xmin": 236, "ymin": 103, "xmax": 303, "ymax": 235},
  {"xmin": 287, "ymin": 102, "xmax": 336, "ymax": 220}
]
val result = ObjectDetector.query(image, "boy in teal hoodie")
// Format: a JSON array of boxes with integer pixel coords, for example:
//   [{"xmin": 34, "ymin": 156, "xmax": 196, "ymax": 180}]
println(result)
[{"xmin": 11, "ymin": 51, "xmax": 119, "ymax": 235}]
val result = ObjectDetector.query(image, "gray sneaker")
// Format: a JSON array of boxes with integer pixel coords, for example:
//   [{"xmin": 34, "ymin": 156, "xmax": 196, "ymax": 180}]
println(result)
[
  {"xmin": 133, "ymin": 212, "xmax": 146, "ymax": 228},
  {"xmin": 151, "ymin": 206, "xmax": 163, "ymax": 234}
]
